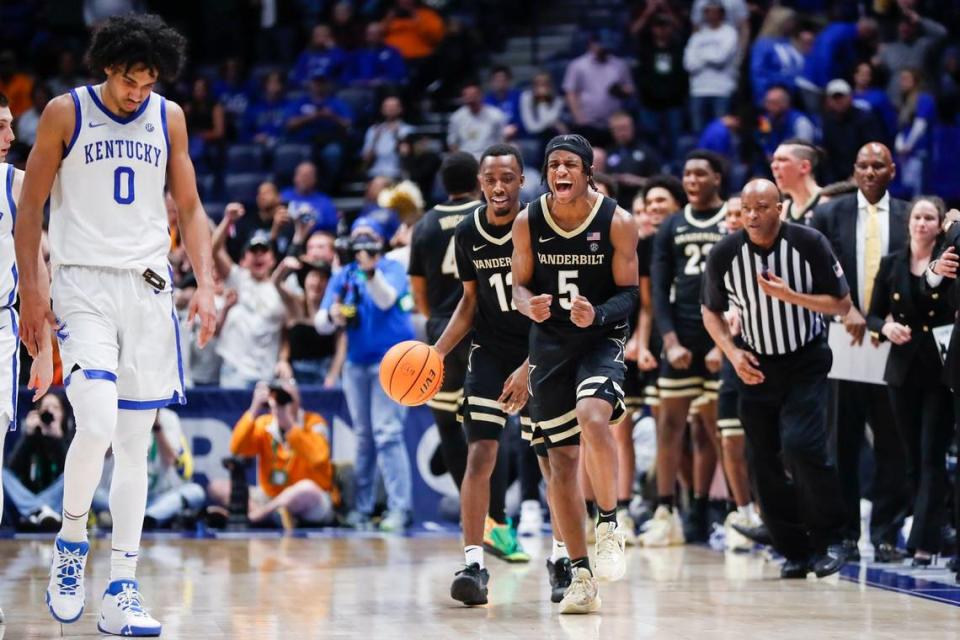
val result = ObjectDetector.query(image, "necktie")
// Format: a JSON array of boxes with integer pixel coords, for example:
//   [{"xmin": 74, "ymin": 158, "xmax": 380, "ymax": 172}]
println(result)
[{"xmin": 863, "ymin": 202, "xmax": 881, "ymax": 309}]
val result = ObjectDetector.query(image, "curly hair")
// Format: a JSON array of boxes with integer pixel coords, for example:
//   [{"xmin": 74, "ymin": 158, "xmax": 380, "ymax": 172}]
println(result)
[{"xmin": 84, "ymin": 14, "xmax": 187, "ymax": 82}]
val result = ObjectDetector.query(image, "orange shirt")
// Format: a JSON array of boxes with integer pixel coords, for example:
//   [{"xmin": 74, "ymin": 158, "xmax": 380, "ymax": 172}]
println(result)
[
  {"xmin": 230, "ymin": 410, "xmax": 339, "ymax": 504},
  {"xmin": 384, "ymin": 8, "xmax": 445, "ymax": 60},
  {"xmin": 0, "ymin": 74, "xmax": 34, "ymax": 116}
]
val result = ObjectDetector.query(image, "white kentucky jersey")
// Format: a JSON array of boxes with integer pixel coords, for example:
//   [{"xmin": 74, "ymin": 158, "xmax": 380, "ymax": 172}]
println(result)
[
  {"xmin": 0, "ymin": 163, "xmax": 18, "ymax": 307},
  {"xmin": 50, "ymin": 85, "xmax": 170, "ymax": 274}
]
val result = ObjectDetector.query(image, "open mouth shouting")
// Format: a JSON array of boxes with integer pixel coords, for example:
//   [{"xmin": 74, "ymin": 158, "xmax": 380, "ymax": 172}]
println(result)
[{"xmin": 554, "ymin": 179, "xmax": 574, "ymax": 196}]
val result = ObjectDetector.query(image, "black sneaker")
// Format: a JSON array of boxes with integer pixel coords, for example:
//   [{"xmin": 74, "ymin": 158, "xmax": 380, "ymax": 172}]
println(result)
[
  {"xmin": 683, "ymin": 503, "xmax": 709, "ymax": 544},
  {"xmin": 874, "ymin": 543, "xmax": 907, "ymax": 564},
  {"xmin": 731, "ymin": 522, "xmax": 773, "ymax": 546},
  {"xmin": 780, "ymin": 557, "xmax": 812, "ymax": 579},
  {"xmin": 813, "ymin": 544, "xmax": 850, "ymax": 578},
  {"xmin": 451, "ymin": 563, "xmax": 490, "ymax": 606},
  {"xmin": 546, "ymin": 557, "xmax": 573, "ymax": 603}
]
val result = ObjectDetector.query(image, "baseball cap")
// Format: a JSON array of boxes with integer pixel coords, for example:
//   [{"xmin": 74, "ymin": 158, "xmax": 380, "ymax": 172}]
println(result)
[
  {"xmin": 826, "ymin": 79, "xmax": 852, "ymax": 97},
  {"xmin": 245, "ymin": 229, "xmax": 273, "ymax": 252},
  {"xmin": 350, "ymin": 215, "xmax": 386, "ymax": 239}
]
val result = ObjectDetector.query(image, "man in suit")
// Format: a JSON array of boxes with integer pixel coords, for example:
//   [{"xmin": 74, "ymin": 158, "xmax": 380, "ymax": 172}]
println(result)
[{"xmin": 811, "ymin": 142, "xmax": 910, "ymax": 562}]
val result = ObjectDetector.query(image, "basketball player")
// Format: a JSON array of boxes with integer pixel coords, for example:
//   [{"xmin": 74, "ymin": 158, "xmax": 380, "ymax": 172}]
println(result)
[
  {"xmin": 0, "ymin": 91, "xmax": 55, "ymax": 626},
  {"xmin": 645, "ymin": 150, "xmax": 727, "ymax": 546},
  {"xmin": 15, "ymin": 15, "xmax": 217, "ymax": 636},
  {"xmin": 770, "ymin": 140, "xmax": 821, "ymax": 226},
  {"xmin": 434, "ymin": 144, "xmax": 567, "ymax": 605},
  {"xmin": 513, "ymin": 134, "xmax": 638, "ymax": 613}
]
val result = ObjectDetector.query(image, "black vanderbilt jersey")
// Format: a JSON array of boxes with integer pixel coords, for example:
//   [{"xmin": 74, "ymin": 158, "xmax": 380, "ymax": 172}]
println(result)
[
  {"xmin": 528, "ymin": 193, "xmax": 620, "ymax": 338},
  {"xmin": 454, "ymin": 205, "xmax": 530, "ymax": 353},
  {"xmin": 408, "ymin": 197, "xmax": 482, "ymax": 319}
]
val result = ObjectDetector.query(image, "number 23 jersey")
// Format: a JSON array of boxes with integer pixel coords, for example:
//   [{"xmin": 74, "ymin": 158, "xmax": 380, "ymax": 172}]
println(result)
[{"xmin": 50, "ymin": 85, "xmax": 171, "ymax": 275}]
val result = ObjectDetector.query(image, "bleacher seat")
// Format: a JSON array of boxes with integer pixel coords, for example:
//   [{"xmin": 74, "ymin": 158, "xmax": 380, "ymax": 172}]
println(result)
[
  {"xmin": 225, "ymin": 144, "xmax": 266, "ymax": 173},
  {"xmin": 196, "ymin": 173, "xmax": 218, "ymax": 201},
  {"xmin": 337, "ymin": 87, "xmax": 375, "ymax": 127},
  {"xmin": 272, "ymin": 143, "xmax": 312, "ymax": 184},
  {"xmin": 224, "ymin": 173, "xmax": 271, "ymax": 205}
]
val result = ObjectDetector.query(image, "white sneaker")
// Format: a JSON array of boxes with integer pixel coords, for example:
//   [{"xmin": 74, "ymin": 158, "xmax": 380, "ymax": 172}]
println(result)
[
  {"xmin": 46, "ymin": 536, "xmax": 89, "ymax": 624},
  {"xmin": 97, "ymin": 580, "xmax": 162, "ymax": 637},
  {"xmin": 594, "ymin": 521, "xmax": 627, "ymax": 581},
  {"xmin": 638, "ymin": 505, "xmax": 685, "ymax": 547},
  {"xmin": 617, "ymin": 509, "xmax": 638, "ymax": 546},
  {"xmin": 559, "ymin": 567, "xmax": 601, "ymax": 614},
  {"xmin": 724, "ymin": 512, "xmax": 755, "ymax": 553},
  {"xmin": 517, "ymin": 500, "xmax": 543, "ymax": 537}
]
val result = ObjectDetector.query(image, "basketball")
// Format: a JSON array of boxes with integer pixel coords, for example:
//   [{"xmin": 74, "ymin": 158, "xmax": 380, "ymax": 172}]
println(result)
[{"xmin": 379, "ymin": 340, "xmax": 445, "ymax": 406}]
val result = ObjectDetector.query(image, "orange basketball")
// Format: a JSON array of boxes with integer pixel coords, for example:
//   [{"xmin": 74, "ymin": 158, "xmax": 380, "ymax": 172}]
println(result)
[{"xmin": 379, "ymin": 340, "xmax": 445, "ymax": 406}]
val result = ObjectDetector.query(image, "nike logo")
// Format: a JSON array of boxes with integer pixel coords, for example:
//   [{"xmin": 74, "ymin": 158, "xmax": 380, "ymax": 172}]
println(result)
[
  {"xmin": 123, "ymin": 552, "xmax": 138, "ymax": 558},
  {"xmin": 88, "ymin": 122, "xmax": 107, "ymax": 128},
  {"xmin": 676, "ymin": 225, "xmax": 689, "ymax": 232},
  {"xmin": 472, "ymin": 244, "xmax": 487, "ymax": 252},
  {"xmin": 538, "ymin": 236, "xmax": 556, "ymax": 243},
  {"xmin": 615, "ymin": 322, "xmax": 628, "ymax": 330}
]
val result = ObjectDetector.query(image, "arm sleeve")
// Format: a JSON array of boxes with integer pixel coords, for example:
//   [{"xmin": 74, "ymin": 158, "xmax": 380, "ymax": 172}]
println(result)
[
  {"xmin": 701, "ymin": 244, "xmax": 729, "ymax": 312},
  {"xmin": 866, "ymin": 257, "xmax": 892, "ymax": 336},
  {"xmin": 592, "ymin": 286, "xmax": 639, "ymax": 326},
  {"xmin": 454, "ymin": 230, "xmax": 476, "ymax": 282},
  {"xmin": 809, "ymin": 232, "xmax": 850, "ymax": 298},
  {"xmin": 650, "ymin": 220, "xmax": 677, "ymax": 335},
  {"xmin": 229, "ymin": 412, "xmax": 263, "ymax": 457}
]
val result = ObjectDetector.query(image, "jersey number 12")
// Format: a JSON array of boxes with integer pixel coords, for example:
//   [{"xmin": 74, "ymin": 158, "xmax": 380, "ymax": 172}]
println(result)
[{"xmin": 489, "ymin": 272, "xmax": 516, "ymax": 312}]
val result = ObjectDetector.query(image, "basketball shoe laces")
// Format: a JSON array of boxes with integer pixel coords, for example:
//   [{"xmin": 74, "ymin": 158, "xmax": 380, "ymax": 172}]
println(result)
[
  {"xmin": 54, "ymin": 547, "xmax": 86, "ymax": 596},
  {"xmin": 115, "ymin": 585, "xmax": 149, "ymax": 617},
  {"xmin": 596, "ymin": 525, "xmax": 624, "ymax": 564},
  {"xmin": 565, "ymin": 570, "xmax": 595, "ymax": 603}
]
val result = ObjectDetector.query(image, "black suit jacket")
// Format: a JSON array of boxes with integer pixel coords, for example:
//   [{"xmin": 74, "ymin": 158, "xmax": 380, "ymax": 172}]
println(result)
[
  {"xmin": 811, "ymin": 193, "xmax": 910, "ymax": 312},
  {"xmin": 929, "ymin": 223, "xmax": 960, "ymax": 391},
  {"xmin": 866, "ymin": 249, "xmax": 953, "ymax": 387}
]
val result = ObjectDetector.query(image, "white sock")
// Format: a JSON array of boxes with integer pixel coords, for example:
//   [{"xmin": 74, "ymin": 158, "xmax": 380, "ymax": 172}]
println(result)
[
  {"xmin": 465, "ymin": 545, "xmax": 484, "ymax": 569},
  {"xmin": 60, "ymin": 377, "xmax": 119, "ymax": 542},
  {"xmin": 738, "ymin": 503, "xmax": 758, "ymax": 522},
  {"xmin": 109, "ymin": 409, "xmax": 156, "ymax": 581},
  {"xmin": 550, "ymin": 538, "xmax": 568, "ymax": 563}
]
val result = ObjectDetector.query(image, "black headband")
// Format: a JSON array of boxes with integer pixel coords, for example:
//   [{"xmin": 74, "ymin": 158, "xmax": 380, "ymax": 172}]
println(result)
[{"xmin": 544, "ymin": 134, "xmax": 594, "ymax": 169}]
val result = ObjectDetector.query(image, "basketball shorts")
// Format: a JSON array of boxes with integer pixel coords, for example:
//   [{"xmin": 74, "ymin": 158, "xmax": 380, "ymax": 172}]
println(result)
[
  {"xmin": 0, "ymin": 307, "xmax": 18, "ymax": 431},
  {"xmin": 717, "ymin": 358, "xmax": 743, "ymax": 437},
  {"xmin": 528, "ymin": 326, "xmax": 627, "ymax": 450},
  {"xmin": 52, "ymin": 265, "xmax": 185, "ymax": 409},
  {"xmin": 459, "ymin": 342, "xmax": 546, "ymax": 457},
  {"xmin": 658, "ymin": 326, "xmax": 719, "ymax": 402},
  {"xmin": 425, "ymin": 316, "xmax": 469, "ymax": 416}
]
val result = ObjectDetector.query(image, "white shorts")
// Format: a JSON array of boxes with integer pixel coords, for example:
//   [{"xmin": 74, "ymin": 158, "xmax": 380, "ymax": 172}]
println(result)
[
  {"xmin": 52, "ymin": 265, "xmax": 186, "ymax": 410},
  {"xmin": 0, "ymin": 307, "xmax": 19, "ymax": 431}
]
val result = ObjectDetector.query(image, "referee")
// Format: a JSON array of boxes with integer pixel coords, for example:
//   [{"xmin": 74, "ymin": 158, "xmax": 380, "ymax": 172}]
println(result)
[{"xmin": 700, "ymin": 179, "xmax": 852, "ymax": 579}]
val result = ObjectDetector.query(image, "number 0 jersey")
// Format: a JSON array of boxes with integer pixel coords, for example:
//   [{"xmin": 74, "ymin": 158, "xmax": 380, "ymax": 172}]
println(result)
[
  {"xmin": 528, "ymin": 193, "xmax": 620, "ymax": 339},
  {"xmin": 50, "ymin": 85, "xmax": 171, "ymax": 275},
  {"xmin": 454, "ymin": 205, "xmax": 530, "ymax": 354}
]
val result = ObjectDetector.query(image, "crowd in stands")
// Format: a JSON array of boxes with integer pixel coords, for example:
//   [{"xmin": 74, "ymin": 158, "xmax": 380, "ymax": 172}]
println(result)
[{"xmin": 3, "ymin": 0, "xmax": 960, "ymax": 533}]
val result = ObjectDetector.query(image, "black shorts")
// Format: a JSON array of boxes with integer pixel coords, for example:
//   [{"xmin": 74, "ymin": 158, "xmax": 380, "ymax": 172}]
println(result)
[
  {"xmin": 528, "ymin": 326, "xmax": 628, "ymax": 449},
  {"xmin": 717, "ymin": 357, "xmax": 743, "ymax": 437},
  {"xmin": 658, "ymin": 326, "xmax": 719, "ymax": 401},
  {"xmin": 426, "ymin": 316, "xmax": 469, "ymax": 415}
]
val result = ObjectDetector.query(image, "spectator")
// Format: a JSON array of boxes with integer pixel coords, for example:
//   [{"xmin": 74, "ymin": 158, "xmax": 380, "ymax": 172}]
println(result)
[
  {"xmin": 225, "ymin": 181, "xmax": 294, "ymax": 260},
  {"xmin": 382, "ymin": 0, "xmax": 445, "ymax": 62},
  {"xmin": 280, "ymin": 161, "xmax": 339, "ymax": 235},
  {"xmin": 894, "ymin": 69, "xmax": 936, "ymax": 197},
  {"xmin": 683, "ymin": 0, "xmax": 739, "ymax": 134},
  {"xmin": 698, "ymin": 113, "xmax": 741, "ymax": 161},
  {"xmin": 362, "ymin": 96, "xmax": 414, "ymax": 180},
  {"xmin": 690, "ymin": 0, "xmax": 750, "ymax": 60},
  {"xmin": 213, "ymin": 210, "xmax": 289, "ymax": 389},
  {"xmin": 342, "ymin": 22, "xmax": 408, "ymax": 89},
  {"xmin": 283, "ymin": 74, "xmax": 353, "ymax": 190},
  {"xmin": 314, "ymin": 216, "xmax": 415, "ymax": 531},
  {"xmin": 290, "ymin": 24, "xmax": 348, "ymax": 88},
  {"xmin": 633, "ymin": 13, "xmax": 687, "ymax": 162},
  {"xmin": 799, "ymin": 17, "xmax": 878, "ymax": 109},
  {"xmin": 212, "ymin": 380, "xmax": 339, "ymax": 526},
  {"xmin": 212, "ymin": 57, "xmax": 253, "ymax": 134},
  {"xmin": 877, "ymin": 7, "xmax": 947, "ymax": 104},
  {"xmin": 484, "ymin": 65, "xmax": 521, "ymax": 139},
  {"xmin": 331, "ymin": 1, "xmax": 365, "ymax": 51},
  {"xmin": 183, "ymin": 77, "xmax": 226, "ymax": 161},
  {"xmin": 606, "ymin": 111, "xmax": 662, "ymax": 208},
  {"xmin": 563, "ymin": 32, "xmax": 634, "ymax": 145},
  {"xmin": 853, "ymin": 62, "xmax": 897, "ymax": 145},
  {"xmin": 185, "ymin": 270, "xmax": 230, "ymax": 387},
  {"xmin": 756, "ymin": 86, "xmax": 815, "ymax": 162},
  {"xmin": 45, "ymin": 50, "xmax": 84, "ymax": 98},
  {"xmin": 14, "ymin": 83, "xmax": 50, "ymax": 147},
  {"xmin": 4, "ymin": 393, "xmax": 71, "ymax": 530},
  {"xmin": 821, "ymin": 79, "xmax": 883, "ymax": 184},
  {"xmin": 519, "ymin": 71, "xmax": 565, "ymax": 149},
  {"xmin": 446, "ymin": 80, "xmax": 506, "ymax": 159},
  {"xmin": 242, "ymin": 71, "xmax": 288, "ymax": 145},
  {"xmin": 398, "ymin": 132, "xmax": 443, "ymax": 202},
  {"xmin": 0, "ymin": 50, "xmax": 32, "ymax": 116},
  {"xmin": 770, "ymin": 139, "xmax": 822, "ymax": 225},
  {"xmin": 749, "ymin": 8, "xmax": 805, "ymax": 106}
]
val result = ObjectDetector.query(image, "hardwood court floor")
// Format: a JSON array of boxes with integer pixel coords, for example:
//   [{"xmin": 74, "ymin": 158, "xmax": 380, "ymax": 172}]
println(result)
[{"xmin": 1, "ymin": 534, "xmax": 958, "ymax": 640}]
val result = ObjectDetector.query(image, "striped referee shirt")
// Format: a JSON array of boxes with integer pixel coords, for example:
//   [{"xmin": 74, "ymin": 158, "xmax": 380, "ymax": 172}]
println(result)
[{"xmin": 701, "ymin": 223, "xmax": 849, "ymax": 356}]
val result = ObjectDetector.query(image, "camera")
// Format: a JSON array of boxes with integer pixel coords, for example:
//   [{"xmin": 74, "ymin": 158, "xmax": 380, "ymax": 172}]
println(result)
[
  {"xmin": 289, "ymin": 201, "xmax": 317, "ymax": 227},
  {"xmin": 40, "ymin": 410, "xmax": 55, "ymax": 426},
  {"xmin": 334, "ymin": 232, "xmax": 384, "ymax": 266}
]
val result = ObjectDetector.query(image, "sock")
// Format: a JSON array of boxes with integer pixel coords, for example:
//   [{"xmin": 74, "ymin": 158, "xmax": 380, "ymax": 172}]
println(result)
[
  {"xmin": 465, "ymin": 545, "xmax": 484, "ymax": 569},
  {"xmin": 656, "ymin": 495, "xmax": 675, "ymax": 512},
  {"xmin": 111, "ymin": 548, "xmax": 138, "ymax": 581},
  {"xmin": 738, "ymin": 502, "xmax": 758, "ymax": 522},
  {"xmin": 691, "ymin": 495, "xmax": 707, "ymax": 513},
  {"xmin": 571, "ymin": 556, "xmax": 592, "ymax": 575},
  {"xmin": 597, "ymin": 506, "xmax": 617, "ymax": 527},
  {"xmin": 585, "ymin": 500, "xmax": 597, "ymax": 518},
  {"xmin": 550, "ymin": 538, "xmax": 568, "ymax": 563},
  {"xmin": 617, "ymin": 498, "xmax": 630, "ymax": 511}
]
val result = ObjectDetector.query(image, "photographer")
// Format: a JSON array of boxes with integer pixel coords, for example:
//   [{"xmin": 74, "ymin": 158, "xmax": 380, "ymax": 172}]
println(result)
[
  {"xmin": 212, "ymin": 204, "xmax": 289, "ymax": 389},
  {"xmin": 280, "ymin": 162, "xmax": 339, "ymax": 236},
  {"xmin": 315, "ymin": 216, "xmax": 415, "ymax": 531},
  {"xmin": 210, "ymin": 379, "xmax": 339, "ymax": 526},
  {"xmin": 3, "ymin": 393, "xmax": 71, "ymax": 530}
]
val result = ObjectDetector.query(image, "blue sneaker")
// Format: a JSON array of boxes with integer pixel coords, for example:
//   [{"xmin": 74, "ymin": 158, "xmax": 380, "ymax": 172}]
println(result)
[
  {"xmin": 97, "ymin": 580, "xmax": 162, "ymax": 637},
  {"xmin": 46, "ymin": 536, "xmax": 89, "ymax": 623}
]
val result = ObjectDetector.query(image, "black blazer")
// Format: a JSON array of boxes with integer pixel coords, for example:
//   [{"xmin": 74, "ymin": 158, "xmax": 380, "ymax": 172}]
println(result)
[
  {"xmin": 811, "ymin": 193, "xmax": 909, "ymax": 312},
  {"xmin": 866, "ymin": 249, "xmax": 953, "ymax": 386},
  {"xmin": 929, "ymin": 223, "xmax": 960, "ymax": 392}
]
